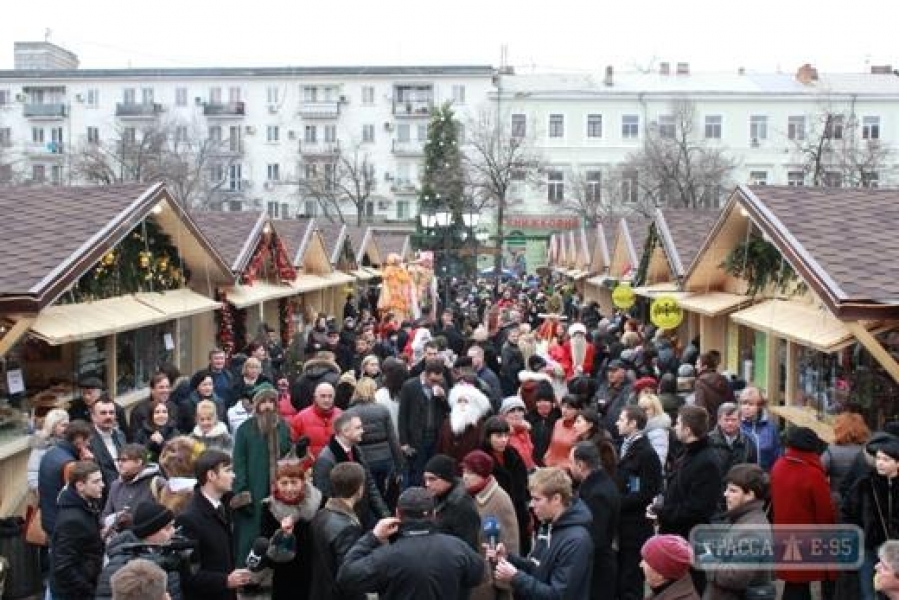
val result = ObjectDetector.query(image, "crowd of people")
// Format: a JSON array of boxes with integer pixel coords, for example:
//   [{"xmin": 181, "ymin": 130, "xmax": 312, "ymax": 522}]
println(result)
[{"xmin": 24, "ymin": 274, "xmax": 899, "ymax": 600}]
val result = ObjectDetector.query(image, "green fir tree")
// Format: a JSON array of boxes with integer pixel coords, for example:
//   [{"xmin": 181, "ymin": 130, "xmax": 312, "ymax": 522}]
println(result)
[{"xmin": 418, "ymin": 102, "xmax": 465, "ymax": 225}]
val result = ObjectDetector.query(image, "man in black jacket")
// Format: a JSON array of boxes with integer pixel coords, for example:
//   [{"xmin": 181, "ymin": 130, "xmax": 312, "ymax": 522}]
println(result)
[
  {"xmin": 571, "ymin": 441, "xmax": 621, "ymax": 600},
  {"xmin": 310, "ymin": 462, "xmax": 366, "ymax": 600},
  {"xmin": 597, "ymin": 359, "xmax": 634, "ymax": 441},
  {"xmin": 422, "ymin": 454, "xmax": 481, "ymax": 551},
  {"xmin": 336, "ymin": 487, "xmax": 483, "ymax": 600},
  {"xmin": 436, "ymin": 309, "xmax": 466, "ymax": 356},
  {"xmin": 615, "ymin": 405, "xmax": 663, "ymax": 600},
  {"xmin": 397, "ymin": 360, "xmax": 449, "ymax": 487},
  {"xmin": 68, "ymin": 376, "xmax": 129, "ymax": 439},
  {"xmin": 88, "ymin": 396, "xmax": 127, "ymax": 506},
  {"xmin": 290, "ymin": 351, "xmax": 341, "ymax": 411},
  {"xmin": 176, "ymin": 450, "xmax": 252, "ymax": 600},
  {"xmin": 50, "ymin": 460, "xmax": 105, "ymax": 600}
]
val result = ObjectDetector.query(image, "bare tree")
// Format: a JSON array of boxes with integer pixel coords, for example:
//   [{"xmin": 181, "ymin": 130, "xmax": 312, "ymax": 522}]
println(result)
[
  {"xmin": 294, "ymin": 142, "xmax": 377, "ymax": 225},
  {"xmin": 620, "ymin": 99, "xmax": 737, "ymax": 211},
  {"xmin": 559, "ymin": 167, "xmax": 615, "ymax": 226},
  {"xmin": 463, "ymin": 106, "xmax": 543, "ymax": 276}
]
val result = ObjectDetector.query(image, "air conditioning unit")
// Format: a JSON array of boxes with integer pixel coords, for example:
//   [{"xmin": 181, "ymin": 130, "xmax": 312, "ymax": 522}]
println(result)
[
  {"xmin": 241, "ymin": 179, "xmax": 253, "ymax": 190},
  {"xmin": 75, "ymin": 93, "xmax": 84, "ymax": 103},
  {"xmin": 15, "ymin": 93, "xmax": 26, "ymax": 102},
  {"xmin": 288, "ymin": 130, "xmax": 297, "ymax": 140},
  {"xmin": 339, "ymin": 95, "xmax": 349, "ymax": 104},
  {"xmin": 194, "ymin": 97, "xmax": 203, "ymax": 105},
  {"xmin": 383, "ymin": 121, "xmax": 393, "ymax": 131},
  {"xmin": 378, "ymin": 200, "xmax": 392, "ymax": 210},
  {"xmin": 268, "ymin": 104, "xmax": 278, "ymax": 114},
  {"xmin": 245, "ymin": 126, "xmax": 256, "ymax": 135}
]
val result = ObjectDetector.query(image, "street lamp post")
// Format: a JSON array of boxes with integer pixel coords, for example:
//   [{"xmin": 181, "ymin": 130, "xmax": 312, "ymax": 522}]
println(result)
[
  {"xmin": 434, "ymin": 206, "xmax": 453, "ymax": 310},
  {"xmin": 461, "ymin": 205, "xmax": 481, "ymax": 280}
]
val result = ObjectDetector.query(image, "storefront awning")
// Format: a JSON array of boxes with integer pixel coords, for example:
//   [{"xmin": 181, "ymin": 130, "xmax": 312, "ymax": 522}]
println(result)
[
  {"xmin": 351, "ymin": 269, "xmax": 374, "ymax": 281},
  {"xmin": 225, "ymin": 282, "xmax": 297, "ymax": 309},
  {"xmin": 364, "ymin": 267, "xmax": 382, "ymax": 278},
  {"xmin": 134, "ymin": 289, "xmax": 220, "ymax": 320},
  {"xmin": 633, "ymin": 283, "xmax": 689, "ymax": 299},
  {"xmin": 585, "ymin": 275, "xmax": 613, "ymax": 288},
  {"xmin": 291, "ymin": 274, "xmax": 331, "ymax": 293},
  {"xmin": 320, "ymin": 271, "xmax": 356, "ymax": 286},
  {"xmin": 569, "ymin": 270, "xmax": 590, "ymax": 280},
  {"xmin": 678, "ymin": 292, "xmax": 752, "ymax": 317},
  {"xmin": 730, "ymin": 299, "xmax": 863, "ymax": 353},
  {"xmin": 30, "ymin": 296, "xmax": 171, "ymax": 345}
]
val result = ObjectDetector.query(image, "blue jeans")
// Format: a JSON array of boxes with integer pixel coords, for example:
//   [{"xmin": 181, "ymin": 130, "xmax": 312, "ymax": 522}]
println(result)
[{"xmin": 368, "ymin": 458, "xmax": 395, "ymax": 500}]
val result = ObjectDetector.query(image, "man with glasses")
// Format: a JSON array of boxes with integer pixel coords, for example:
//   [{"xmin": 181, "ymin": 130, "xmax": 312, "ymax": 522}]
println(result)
[{"xmin": 398, "ymin": 361, "xmax": 449, "ymax": 487}]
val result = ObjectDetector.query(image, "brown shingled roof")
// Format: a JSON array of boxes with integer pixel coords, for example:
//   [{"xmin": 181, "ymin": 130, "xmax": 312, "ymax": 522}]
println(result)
[
  {"xmin": 372, "ymin": 227, "xmax": 414, "ymax": 260},
  {"xmin": 658, "ymin": 208, "xmax": 722, "ymax": 276},
  {"xmin": 193, "ymin": 211, "xmax": 265, "ymax": 272},
  {"xmin": 274, "ymin": 219, "xmax": 312, "ymax": 265},
  {"xmin": 315, "ymin": 220, "xmax": 346, "ymax": 264}
]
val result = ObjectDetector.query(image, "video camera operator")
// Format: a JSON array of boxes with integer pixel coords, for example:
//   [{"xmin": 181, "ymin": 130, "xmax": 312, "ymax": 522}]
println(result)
[{"xmin": 95, "ymin": 501, "xmax": 193, "ymax": 600}]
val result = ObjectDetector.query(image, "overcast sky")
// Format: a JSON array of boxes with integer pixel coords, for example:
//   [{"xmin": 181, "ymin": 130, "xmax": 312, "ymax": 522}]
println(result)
[{"xmin": 0, "ymin": 0, "xmax": 894, "ymax": 74}]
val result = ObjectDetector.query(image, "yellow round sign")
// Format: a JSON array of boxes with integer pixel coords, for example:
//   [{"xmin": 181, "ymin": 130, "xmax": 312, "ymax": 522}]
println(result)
[
  {"xmin": 612, "ymin": 283, "xmax": 636, "ymax": 309},
  {"xmin": 650, "ymin": 295, "xmax": 684, "ymax": 329}
]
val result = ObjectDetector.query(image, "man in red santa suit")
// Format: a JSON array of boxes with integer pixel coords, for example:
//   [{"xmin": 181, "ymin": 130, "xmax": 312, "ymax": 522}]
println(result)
[{"xmin": 561, "ymin": 322, "xmax": 595, "ymax": 380}]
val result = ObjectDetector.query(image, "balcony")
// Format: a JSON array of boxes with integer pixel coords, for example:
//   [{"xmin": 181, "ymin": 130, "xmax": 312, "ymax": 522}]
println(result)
[
  {"xmin": 392, "ymin": 99, "xmax": 432, "ymax": 117},
  {"xmin": 25, "ymin": 141, "xmax": 65, "ymax": 157},
  {"xmin": 299, "ymin": 140, "xmax": 341, "ymax": 156},
  {"xmin": 390, "ymin": 180, "xmax": 418, "ymax": 195},
  {"xmin": 392, "ymin": 139, "xmax": 425, "ymax": 156},
  {"xmin": 116, "ymin": 102, "xmax": 164, "ymax": 119},
  {"xmin": 298, "ymin": 101, "xmax": 340, "ymax": 119},
  {"xmin": 23, "ymin": 103, "xmax": 67, "ymax": 119},
  {"xmin": 204, "ymin": 101, "xmax": 246, "ymax": 117}
]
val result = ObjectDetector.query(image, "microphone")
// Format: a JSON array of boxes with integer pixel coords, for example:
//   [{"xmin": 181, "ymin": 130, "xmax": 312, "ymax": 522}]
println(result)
[
  {"xmin": 246, "ymin": 537, "xmax": 271, "ymax": 572},
  {"xmin": 483, "ymin": 516, "xmax": 500, "ymax": 563}
]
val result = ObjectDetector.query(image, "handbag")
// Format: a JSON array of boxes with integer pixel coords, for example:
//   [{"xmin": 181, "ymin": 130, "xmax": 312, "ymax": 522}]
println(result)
[{"xmin": 24, "ymin": 503, "xmax": 47, "ymax": 546}]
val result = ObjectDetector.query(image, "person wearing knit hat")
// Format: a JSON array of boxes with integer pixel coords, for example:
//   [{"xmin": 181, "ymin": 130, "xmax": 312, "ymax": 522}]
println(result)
[
  {"xmin": 93, "ymin": 501, "xmax": 181, "ymax": 600},
  {"xmin": 640, "ymin": 534, "xmax": 698, "ymax": 598},
  {"xmin": 633, "ymin": 376, "xmax": 659, "ymax": 397},
  {"xmin": 423, "ymin": 454, "xmax": 481, "ymax": 551}
]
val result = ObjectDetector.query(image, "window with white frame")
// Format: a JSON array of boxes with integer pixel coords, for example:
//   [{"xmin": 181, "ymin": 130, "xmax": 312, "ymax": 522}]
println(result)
[
  {"xmin": 209, "ymin": 163, "xmax": 224, "ymax": 183},
  {"xmin": 50, "ymin": 165, "xmax": 62, "ymax": 185},
  {"xmin": 141, "ymin": 88, "xmax": 154, "ymax": 104},
  {"xmin": 622, "ymin": 115, "xmax": 639, "ymax": 139},
  {"xmin": 397, "ymin": 123, "xmax": 411, "ymax": 143},
  {"xmin": 705, "ymin": 115, "xmax": 722, "ymax": 139},
  {"xmin": 174, "ymin": 126, "xmax": 187, "ymax": 144},
  {"xmin": 365, "ymin": 201, "xmax": 375, "ymax": 217},
  {"xmin": 324, "ymin": 163, "xmax": 335, "ymax": 191},
  {"xmin": 209, "ymin": 125, "xmax": 223, "ymax": 142},
  {"xmin": 228, "ymin": 164, "xmax": 242, "ymax": 191},
  {"xmin": 749, "ymin": 171, "xmax": 767, "ymax": 185},
  {"xmin": 175, "ymin": 88, "xmax": 188, "ymax": 107},
  {"xmin": 863, "ymin": 116, "xmax": 880, "ymax": 140},
  {"xmin": 303, "ymin": 86, "xmax": 317, "ymax": 103},
  {"xmin": 862, "ymin": 171, "xmax": 879, "ymax": 188},
  {"xmin": 304, "ymin": 163, "xmax": 318, "ymax": 180},
  {"xmin": 587, "ymin": 114, "xmax": 603, "ymax": 138},
  {"xmin": 825, "ymin": 115, "xmax": 844, "ymax": 140},
  {"xmin": 303, "ymin": 200, "xmax": 317, "ymax": 216},
  {"xmin": 229, "ymin": 126, "xmax": 242, "ymax": 153},
  {"xmin": 267, "ymin": 163, "xmax": 280, "ymax": 181},
  {"xmin": 86, "ymin": 88, "xmax": 99, "ymax": 107},
  {"xmin": 266, "ymin": 86, "xmax": 279, "ymax": 105},
  {"xmin": 547, "ymin": 170, "xmax": 564, "ymax": 202},
  {"xmin": 658, "ymin": 115, "xmax": 676, "ymax": 139},
  {"xmin": 228, "ymin": 87, "xmax": 241, "ymax": 103},
  {"xmin": 32, "ymin": 127, "xmax": 44, "ymax": 144},
  {"xmin": 123, "ymin": 88, "xmax": 136, "ymax": 105},
  {"xmin": 304, "ymin": 125, "xmax": 317, "ymax": 143},
  {"xmin": 86, "ymin": 126, "xmax": 99, "ymax": 144},
  {"xmin": 586, "ymin": 170, "xmax": 602, "ymax": 202},
  {"xmin": 0, "ymin": 90, "xmax": 10, "ymax": 105},
  {"xmin": 266, "ymin": 126, "xmax": 279, "ymax": 143},
  {"xmin": 511, "ymin": 114, "xmax": 527, "ymax": 138},
  {"xmin": 322, "ymin": 87, "xmax": 337, "ymax": 103},
  {"xmin": 267, "ymin": 201, "xmax": 280, "ymax": 218},
  {"xmin": 362, "ymin": 86, "xmax": 375, "ymax": 105},
  {"xmin": 824, "ymin": 171, "xmax": 843, "ymax": 188},
  {"xmin": 209, "ymin": 87, "xmax": 222, "ymax": 104},
  {"xmin": 324, "ymin": 125, "xmax": 337, "ymax": 143},
  {"xmin": 0, "ymin": 127, "xmax": 11, "ymax": 147},
  {"xmin": 362, "ymin": 124, "xmax": 375, "ymax": 143},
  {"xmin": 281, "ymin": 203, "xmax": 290, "ymax": 218},
  {"xmin": 397, "ymin": 200, "xmax": 410, "ymax": 220},
  {"xmin": 621, "ymin": 169, "xmax": 638, "ymax": 203},
  {"xmin": 452, "ymin": 85, "xmax": 466, "ymax": 104},
  {"xmin": 123, "ymin": 127, "xmax": 137, "ymax": 144},
  {"xmin": 749, "ymin": 115, "xmax": 768, "ymax": 143},
  {"xmin": 0, "ymin": 164, "xmax": 12, "ymax": 183},
  {"xmin": 416, "ymin": 124, "xmax": 427, "ymax": 141},
  {"xmin": 549, "ymin": 114, "xmax": 565, "ymax": 138},
  {"xmin": 787, "ymin": 116, "xmax": 806, "ymax": 141},
  {"xmin": 32, "ymin": 164, "xmax": 45, "ymax": 183},
  {"xmin": 787, "ymin": 171, "xmax": 805, "ymax": 186},
  {"xmin": 509, "ymin": 169, "xmax": 526, "ymax": 199},
  {"xmin": 396, "ymin": 163, "xmax": 411, "ymax": 187}
]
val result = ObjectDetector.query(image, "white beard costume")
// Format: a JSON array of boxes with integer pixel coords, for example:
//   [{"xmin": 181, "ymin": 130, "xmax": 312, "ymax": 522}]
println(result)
[{"xmin": 448, "ymin": 384, "xmax": 491, "ymax": 435}]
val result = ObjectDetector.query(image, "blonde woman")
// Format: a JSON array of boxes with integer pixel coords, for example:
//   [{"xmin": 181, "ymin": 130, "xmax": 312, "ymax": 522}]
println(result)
[
  {"xmin": 346, "ymin": 377, "xmax": 403, "ymax": 501},
  {"xmin": 27, "ymin": 408, "xmax": 69, "ymax": 491},
  {"xmin": 190, "ymin": 400, "xmax": 233, "ymax": 454},
  {"xmin": 637, "ymin": 393, "xmax": 671, "ymax": 471}
]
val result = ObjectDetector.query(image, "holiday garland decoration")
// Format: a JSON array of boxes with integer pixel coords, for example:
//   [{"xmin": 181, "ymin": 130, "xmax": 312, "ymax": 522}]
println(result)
[
  {"xmin": 68, "ymin": 218, "xmax": 188, "ymax": 302},
  {"xmin": 721, "ymin": 236, "xmax": 806, "ymax": 297},
  {"xmin": 214, "ymin": 290, "xmax": 248, "ymax": 357},
  {"xmin": 633, "ymin": 223, "xmax": 659, "ymax": 288},
  {"xmin": 278, "ymin": 298, "xmax": 293, "ymax": 347},
  {"xmin": 242, "ymin": 231, "xmax": 297, "ymax": 285}
]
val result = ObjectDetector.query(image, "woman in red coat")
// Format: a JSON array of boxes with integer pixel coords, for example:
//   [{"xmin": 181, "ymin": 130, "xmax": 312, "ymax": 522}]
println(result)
[{"xmin": 770, "ymin": 426, "xmax": 836, "ymax": 600}]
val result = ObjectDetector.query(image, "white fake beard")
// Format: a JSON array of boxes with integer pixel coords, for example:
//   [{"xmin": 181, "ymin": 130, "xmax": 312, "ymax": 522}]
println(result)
[
  {"xmin": 450, "ymin": 404, "xmax": 479, "ymax": 435},
  {"xmin": 570, "ymin": 336, "xmax": 587, "ymax": 370}
]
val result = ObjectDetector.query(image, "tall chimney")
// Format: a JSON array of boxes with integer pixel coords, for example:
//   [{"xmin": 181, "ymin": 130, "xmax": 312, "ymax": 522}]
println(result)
[
  {"xmin": 796, "ymin": 63, "xmax": 819, "ymax": 84},
  {"xmin": 676, "ymin": 62, "xmax": 689, "ymax": 75},
  {"xmin": 604, "ymin": 65, "xmax": 614, "ymax": 86},
  {"xmin": 659, "ymin": 62, "xmax": 670, "ymax": 75}
]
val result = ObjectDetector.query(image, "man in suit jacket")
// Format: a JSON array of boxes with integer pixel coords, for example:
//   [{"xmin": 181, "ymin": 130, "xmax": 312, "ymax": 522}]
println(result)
[
  {"xmin": 88, "ymin": 396, "xmax": 127, "ymax": 506},
  {"xmin": 398, "ymin": 360, "xmax": 450, "ymax": 487},
  {"xmin": 176, "ymin": 449, "xmax": 252, "ymax": 600}
]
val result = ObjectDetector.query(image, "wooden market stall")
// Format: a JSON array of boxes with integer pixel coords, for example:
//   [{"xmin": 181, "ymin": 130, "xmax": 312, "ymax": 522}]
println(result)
[
  {"xmin": 685, "ymin": 184, "xmax": 899, "ymax": 432},
  {"xmin": 0, "ymin": 183, "xmax": 231, "ymax": 515},
  {"xmin": 583, "ymin": 219, "xmax": 616, "ymax": 313},
  {"xmin": 277, "ymin": 219, "xmax": 347, "ymax": 325}
]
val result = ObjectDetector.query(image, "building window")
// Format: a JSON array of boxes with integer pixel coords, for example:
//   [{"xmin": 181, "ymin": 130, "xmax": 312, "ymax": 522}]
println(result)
[
  {"xmin": 87, "ymin": 126, "xmax": 99, "ymax": 144},
  {"xmin": 324, "ymin": 125, "xmax": 337, "ymax": 143},
  {"xmin": 267, "ymin": 201, "xmax": 280, "ymax": 218},
  {"xmin": 749, "ymin": 171, "xmax": 767, "ymax": 185},
  {"xmin": 209, "ymin": 164, "xmax": 224, "ymax": 183},
  {"xmin": 705, "ymin": 115, "xmax": 722, "ymax": 139},
  {"xmin": 863, "ymin": 116, "xmax": 880, "ymax": 140},
  {"xmin": 749, "ymin": 115, "xmax": 768, "ymax": 144},
  {"xmin": 511, "ymin": 114, "xmax": 527, "ymax": 138},
  {"xmin": 362, "ymin": 124, "xmax": 375, "ymax": 143},
  {"xmin": 32, "ymin": 127, "xmax": 44, "ymax": 144},
  {"xmin": 416, "ymin": 124, "xmax": 427, "ymax": 141},
  {"xmin": 324, "ymin": 163, "xmax": 335, "ymax": 191},
  {"xmin": 123, "ymin": 88, "xmax": 136, "ymax": 105},
  {"xmin": 658, "ymin": 115, "xmax": 675, "ymax": 139},
  {"xmin": 267, "ymin": 163, "xmax": 280, "ymax": 181},
  {"xmin": 304, "ymin": 163, "xmax": 318, "ymax": 180},
  {"xmin": 32, "ymin": 164, "xmax": 46, "ymax": 183},
  {"xmin": 0, "ymin": 127, "xmax": 11, "ymax": 147},
  {"xmin": 229, "ymin": 126, "xmax": 242, "ymax": 153},
  {"xmin": 302, "ymin": 86, "xmax": 318, "ymax": 103},
  {"xmin": 824, "ymin": 172, "xmax": 843, "ymax": 187},
  {"xmin": 862, "ymin": 171, "xmax": 879, "ymax": 188},
  {"xmin": 228, "ymin": 164, "xmax": 242, "ymax": 191},
  {"xmin": 0, "ymin": 164, "xmax": 12, "ymax": 183},
  {"xmin": 303, "ymin": 200, "xmax": 317, "ymax": 217},
  {"xmin": 209, "ymin": 87, "xmax": 222, "ymax": 104},
  {"xmin": 622, "ymin": 115, "xmax": 639, "ymax": 139},
  {"xmin": 0, "ymin": 89, "xmax": 10, "ymax": 105},
  {"xmin": 547, "ymin": 170, "xmax": 564, "ymax": 202},
  {"xmin": 266, "ymin": 86, "xmax": 279, "ymax": 105},
  {"xmin": 228, "ymin": 87, "xmax": 241, "ymax": 103},
  {"xmin": 548, "ymin": 114, "xmax": 565, "ymax": 138},
  {"xmin": 621, "ymin": 169, "xmax": 638, "ymax": 203},
  {"xmin": 452, "ymin": 85, "xmax": 466, "ymax": 104},
  {"xmin": 123, "ymin": 127, "xmax": 136, "ymax": 145},
  {"xmin": 586, "ymin": 114, "xmax": 603, "ymax": 138},
  {"xmin": 304, "ymin": 125, "xmax": 317, "ymax": 143},
  {"xmin": 175, "ymin": 87, "xmax": 187, "ymax": 107},
  {"xmin": 457, "ymin": 123, "xmax": 465, "ymax": 144},
  {"xmin": 174, "ymin": 126, "xmax": 187, "ymax": 144},
  {"xmin": 397, "ymin": 123, "xmax": 410, "ymax": 143},
  {"xmin": 50, "ymin": 165, "xmax": 62, "ymax": 185},
  {"xmin": 397, "ymin": 200, "xmax": 410, "ymax": 220},
  {"xmin": 362, "ymin": 86, "xmax": 375, "ymax": 105},
  {"xmin": 787, "ymin": 171, "xmax": 805, "ymax": 186},
  {"xmin": 141, "ymin": 88, "xmax": 154, "ymax": 104},
  {"xmin": 787, "ymin": 116, "xmax": 806, "ymax": 141},
  {"xmin": 208, "ymin": 125, "xmax": 222, "ymax": 142},
  {"xmin": 825, "ymin": 115, "xmax": 844, "ymax": 140},
  {"xmin": 266, "ymin": 125, "xmax": 279, "ymax": 143},
  {"xmin": 586, "ymin": 170, "xmax": 602, "ymax": 202},
  {"xmin": 509, "ymin": 169, "xmax": 526, "ymax": 199},
  {"xmin": 86, "ymin": 88, "xmax": 99, "ymax": 107}
]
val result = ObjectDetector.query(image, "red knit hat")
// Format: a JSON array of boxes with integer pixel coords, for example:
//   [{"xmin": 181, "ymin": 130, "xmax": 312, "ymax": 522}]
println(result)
[
  {"xmin": 461, "ymin": 450, "xmax": 494, "ymax": 478},
  {"xmin": 633, "ymin": 376, "xmax": 659, "ymax": 395},
  {"xmin": 641, "ymin": 535, "xmax": 693, "ymax": 581}
]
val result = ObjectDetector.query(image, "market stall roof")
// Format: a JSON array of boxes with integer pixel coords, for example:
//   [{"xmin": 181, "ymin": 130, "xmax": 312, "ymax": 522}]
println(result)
[
  {"xmin": 351, "ymin": 268, "xmax": 374, "ymax": 281},
  {"xmin": 371, "ymin": 227, "xmax": 414, "ymax": 262},
  {"xmin": 587, "ymin": 219, "xmax": 615, "ymax": 274},
  {"xmin": 608, "ymin": 215, "xmax": 651, "ymax": 279},
  {"xmin": 133, "ymin": 288, "xmax": 221, "ymax": 320},
  {"xmin": 192, "ymin": 210, "xmax": 268, "ymax": 274},
  {"xmin": 678, "ymin": 291, "xmax": 752, "ymax": 317},
  {"xmin": 272, "ymin": 219, "xmax": 312, "ymax": 266},
  {"xmin": 0, "ymin": 183, "xmax": 230, "ymax": 314},
  {"xmin": 292, "ymin": 274, "xmax": 331, "ymax": 293},
  {"xmin": 275, "ymin": 219, "xmax": 332, "ymax": 275},
  {"xmin": 345, "ymin": 224, "xmax": 381, "ymax": 266},
  {"xmin": 655, "ymin": 208, "xmax": 722, "ymax": 278},
  {"xmin": 320, "ymin": 271, "xmax": 356, "ymax": 286},
  {"xmin": 314, "ymin": 220, "xmax": 349, "ymax": 266}
]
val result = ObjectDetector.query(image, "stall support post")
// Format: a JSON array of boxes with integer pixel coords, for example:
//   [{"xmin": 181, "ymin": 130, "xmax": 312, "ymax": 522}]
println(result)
[
  {"xmin": 765, "ymin": 333, "xmax": 780, "ymax": 404},
  {"xmin": 846, "ymin": 322, "xmax": 899, "ymax": 384},
  {"xmin": 784, "ymin": 341, "xmax": 799, "ymax": 406}
]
